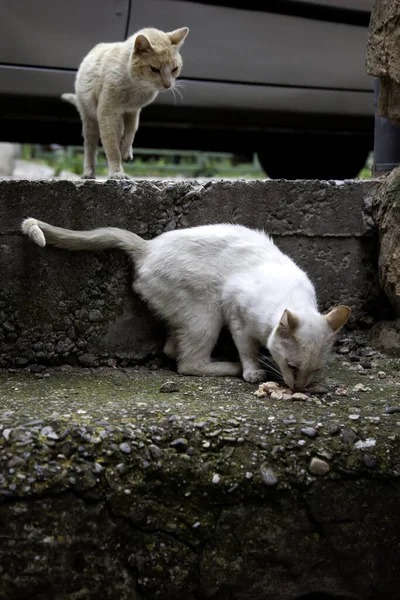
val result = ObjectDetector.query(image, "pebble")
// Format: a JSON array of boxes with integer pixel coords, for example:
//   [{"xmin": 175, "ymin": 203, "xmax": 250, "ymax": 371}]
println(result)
[
  {"xmin": 259, "ymin": 464, "xmax": 279, "ymax": 486},
  {"xmin": 94, "ymin": 463, "xmax": 104, "ymax": 474},
  {"xmin": 3, "ymin": 429, "xmax": 11, "ymax": 441},
  {"xmin": 335, "ymin": 387, "xmax": 348, "ymax": 396},
  {"xmin": 378, "ymin": 371, "xmax": 387, "ymax": 379},
  {"xmin": 338, "ymin": 346, "xmax": 350, "ymax": 354},
  {"xmin": 353, "ymin": 383, "xmax": 368, "ymax": 393},
  {"xmin": 202, "ymin": 441, "xmax": 211, "ymax": 449},
  {"xmin": 364, "ymin": 456, "xmax": 376, "ymax": 469},
  {"xmin": 300, "ymin": 427, "xmax": 318, "ymax": 439},
  {"xmin": 159, "ymin": 381, "xmax": 180, "ymax": 393},
  {"xmin": 149, "ymin": 444, "xmax": 162, "ymax": 459},
  {"xmin": 341, "ymin": 429, "xmax": 359, "ymax": 445},
  {"xmin": 212, "ymin": 473, "xmax": 221, "ymax": 484},
  {"xmin": 360, "ymin": 360, "xmax": 372, "ymax": 369},
  {"xmin": 170, "ymin": 438, "xmax": 188, "ymax": 452},
  {"xmin": 385, "ymin": 406, "xmax": 400, "ymax": 414},
  {"xmin": 7, "ymin": 456, "xmax": 26, "ymax": 468},
  {"xmin": 119, "ymin": 442, "xmax": 131, "ymax": 454},
  {"xmin": 349, "ymin": 414, "xmax": 360, "ymax": 420},
  {"xmin": 298, "ymin": 440, "xmax": 307, "ymax": 447},
  {"xmin": 354, "ymin": 438, "xmax": 376, "ymax": 450},
  {"xmin": 328, "ymin": 425, "xmax": 341, "ymax": 436},
  {"xmin": 309, "ymin": 457, "xmax": 330, "ymax": 476},
  {"xmin": 205, "ymin": 429, "xmax": 222, "ymax": 438}
]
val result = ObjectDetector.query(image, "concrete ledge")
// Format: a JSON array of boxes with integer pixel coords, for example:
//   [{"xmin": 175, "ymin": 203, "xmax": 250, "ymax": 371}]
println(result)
[
  {"xmin": 0, "ymin": 179, "xmax": 383, "ymax": 367},
  {"xmin": 1, "ymin": 351, "xmax": 400, "ymax": 600}
]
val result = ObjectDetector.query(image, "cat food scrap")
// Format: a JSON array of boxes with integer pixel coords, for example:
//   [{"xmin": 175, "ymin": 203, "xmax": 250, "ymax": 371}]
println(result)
[{"xmin": 255, "ymin": 381, "xmax": 311, "ymax": 402}]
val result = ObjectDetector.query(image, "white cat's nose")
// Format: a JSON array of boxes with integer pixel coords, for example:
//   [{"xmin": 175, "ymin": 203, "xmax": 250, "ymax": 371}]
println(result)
[{"xmin": 162, "ymin": 81, "xmax": 172, "ymax": 89}]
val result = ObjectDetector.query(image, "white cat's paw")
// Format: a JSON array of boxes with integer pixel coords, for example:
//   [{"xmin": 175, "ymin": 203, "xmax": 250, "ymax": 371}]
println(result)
[
  {"xmin": 243, "ymin": 369, "xmax": 267, "ymax": 383},
  {"xmin": 81, "ymin": 172, "xmax": 96, "ymax": 180},
  {"xmin": 121, "ymin": 147, "xmax": 134, "ymax": 162},
  {"xmin": 108, "ymin": 169, "xmax": 130, "ymax": 180}
]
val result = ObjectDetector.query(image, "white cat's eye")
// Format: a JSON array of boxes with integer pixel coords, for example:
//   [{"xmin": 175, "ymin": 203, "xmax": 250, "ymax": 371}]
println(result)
[
  {"xmin": 287, "ymin": 362, "xmax": 298, "ymax": 370},
  {"xmin": 171, "ymin": 66, "xmax": 179, "ymax": 73},
  {"xmin": 150, "ymin": 66, "xmax": 160, "ymax": 73}
]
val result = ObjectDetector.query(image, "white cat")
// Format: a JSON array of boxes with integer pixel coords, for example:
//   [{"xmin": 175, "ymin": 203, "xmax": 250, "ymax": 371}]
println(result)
[
  {"xmin": 61, "ymin": 26, "xmax": 189, "ymax": 180},
  {"xmin": 21, "ymin": 220, "xmax": 350, "ymax": 390}
]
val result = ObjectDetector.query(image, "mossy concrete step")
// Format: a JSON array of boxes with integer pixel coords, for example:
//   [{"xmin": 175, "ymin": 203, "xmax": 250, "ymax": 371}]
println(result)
[
  {"xmin": 1, "ymin": 344, "xmax": 400, "ymax": 600},
  {"xmin": 0, "ymin": 178, "xmax": 383, "ymax": 368}
]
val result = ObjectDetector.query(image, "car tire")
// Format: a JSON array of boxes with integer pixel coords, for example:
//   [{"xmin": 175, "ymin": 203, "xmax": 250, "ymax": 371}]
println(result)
[{"xmin": 257, "ymin": 134, "xmax": 371, "ymax": 180}]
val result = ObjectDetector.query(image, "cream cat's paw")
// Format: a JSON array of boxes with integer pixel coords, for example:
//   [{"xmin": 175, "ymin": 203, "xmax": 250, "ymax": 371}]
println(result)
[
  {"xmin": 108, "ymin": 169, "xmax": 130, "ymax": 180},
  {"xmin": 243, "ymin": 369, "xmax": 267, "ymax": 383},
  {"xmin": 121, "ymin": 147, "xmax": 134, "ymax": 162}
]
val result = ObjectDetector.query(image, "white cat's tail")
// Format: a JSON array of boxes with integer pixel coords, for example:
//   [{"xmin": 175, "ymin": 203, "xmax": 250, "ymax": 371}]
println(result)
[
  {"xmin": 61, "ymin": 93, "xmax": 78, "ymax": 108},
  {"xmin": 21, "ymin": 218, "xmax": 147, "ymax": 258}
]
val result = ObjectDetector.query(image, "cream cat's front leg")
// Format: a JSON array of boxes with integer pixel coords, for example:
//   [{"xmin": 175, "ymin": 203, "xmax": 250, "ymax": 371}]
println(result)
[
  {"xmin": 120, "ymin": 111, "xmax": 140, "ymax": 162},
  {"xmin": 97, "ymin": 100, "xmax": 128, "ymax": 179}
]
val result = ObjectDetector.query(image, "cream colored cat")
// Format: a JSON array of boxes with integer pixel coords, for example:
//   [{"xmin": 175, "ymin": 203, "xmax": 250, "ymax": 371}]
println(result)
[
  {"xmin": 21, "ymin": 219, "xmax": 351, "ymax": 390},
  {"xmin": 62, "ymin": 27, "xmax": 189, "ymax": 180}
]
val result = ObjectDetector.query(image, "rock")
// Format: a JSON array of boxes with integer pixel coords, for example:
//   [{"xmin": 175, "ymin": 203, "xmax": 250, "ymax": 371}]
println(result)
[
  {"xmin": 7, "ymin": 456, "xmax": 26, "ymax": 468},
  {"xmin": 353, "ymin": 383, "xmax": 368, "ymax": 392},
  {"xmin": 300, "ymin": 427, "xmax": 318, "ymax": 439},
  {"xmin": 170, "ymin": 438, "xmax": 188, "ymax": 452},
  {"xmin": 371, "ymin": 320, "xmax": 400, "ymax": 357},
  {"xmin": 159, "ymin": 381, "xmax": 180, "ymax": 393},
  {"xmin": 119, "ymin": 442, "xmax": 131, "ymax": 454},
  {"xmin": 335, "ymin": 387, "xmax": 348, "ymax": 396},
  {"xmin": 309, "ymin": 457, "xmax": 330, "ymax": 476},
  {"xmin": 354, "ymin": 438, "xmax": 376, "ymax": 450},
  {"xmin": 88, "ymin": 309, "xmax": 104, "ymax": 323},
  {"xmin": 385, "ymin": 406, "xmax": 400, "ymax": 414},
  {"xmin": 378, "ymin": 371, "xmax": 387, "ymax": 379},
  {"xmin": 328, "ymin": 425, "xmax": 341, "ymax": 436},
  {"xmin": 149, "ymin": 444, "xmax": 163, "ymax": 459},
  {"xmin": 259, "ymin": 464, "xmax": 279, "ymax": 486},
  {"xmin": 360, "ymin": 360, "xmax": 372, "ymax": 370},
  {"xmin": 341, "ymin": 428, "xmax": 359, "ymax": 445},
  {"xmin": 78, "ymin": 354, "xmax": 99, "ymax": 368},
  {"xmin": 338, "ymin": 345, "xmax": 350, "ymax": 354}
]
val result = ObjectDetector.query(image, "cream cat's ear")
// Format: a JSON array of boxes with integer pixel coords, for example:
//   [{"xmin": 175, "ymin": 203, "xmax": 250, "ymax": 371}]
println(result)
[
  {"xmin": 278, "ymin": 309, "xmax": 299, "ymax": 336},
  {"xmin": 168, "ymin": 27, "xmax": 189, "ymax": 47},
  {"xmin": 134, "ymin": 34, "xmax": 152, "ymax": 53},
  {"xmin": 325, "ymin": 306, "xmax": 351, "ymax": 332}
]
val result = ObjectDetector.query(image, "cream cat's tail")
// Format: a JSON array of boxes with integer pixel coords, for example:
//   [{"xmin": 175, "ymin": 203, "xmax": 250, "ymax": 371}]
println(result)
[
  {"xmin": 21, "ymin": 218, "xmax": 147, "ymax": 258},
  {"xmin": 61, "ymin": 93, "xmax": 78, "ymax": 108}
]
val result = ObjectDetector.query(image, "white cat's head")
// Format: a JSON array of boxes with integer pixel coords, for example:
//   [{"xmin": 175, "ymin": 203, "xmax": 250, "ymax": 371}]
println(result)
[
  {"xmin": 267, "ymin": 306, "xmax": 351, "ymax": 391},
  {"xmin": 131, "ymin": 27, "xmax": 189, "ymax": 91}
]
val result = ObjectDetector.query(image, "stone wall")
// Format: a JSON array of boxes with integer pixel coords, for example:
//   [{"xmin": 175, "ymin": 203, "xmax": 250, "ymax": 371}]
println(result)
[{"xmin": 0, "ymin": 179, "xmax": 383, "ymax": 367}]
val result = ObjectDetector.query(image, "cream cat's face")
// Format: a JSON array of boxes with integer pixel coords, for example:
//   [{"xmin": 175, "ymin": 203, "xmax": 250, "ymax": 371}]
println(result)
[
  {"xmin": 267, "ymin": 306, "xmax": 351, "ymax": 391},
  {"xmin": 131, "ymin": 27, "xmax": 189, "ymax": 92}
]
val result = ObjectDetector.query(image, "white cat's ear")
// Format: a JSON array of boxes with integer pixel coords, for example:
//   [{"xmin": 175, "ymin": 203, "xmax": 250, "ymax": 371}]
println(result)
[
  {"xmin": 325, "ymin": 306, "xmax": 351, "ymax": 332},
  {"xmin": 168, "ymin": 27, "xmax": 189, "ymax": 47},
  {"xmin": 278, "ymin": 309, "xmax": 299, "ymax": 336},
  {"xmin": 134, "ymin": 34, "xmax": 152, "ymax": 53}
]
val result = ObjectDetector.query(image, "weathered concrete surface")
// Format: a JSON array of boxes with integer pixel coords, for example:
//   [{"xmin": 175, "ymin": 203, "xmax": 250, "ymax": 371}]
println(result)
[
  {"xmin": 0, "ymin": 179, "xmax": 385, "ymax": 368},
  {"xmin": 1, "ymin": 338, "xmax": 400, "ymax": 600},
  {"xmin": 366, "ymin": 0, "xmax": 400, "ymax": 125}
]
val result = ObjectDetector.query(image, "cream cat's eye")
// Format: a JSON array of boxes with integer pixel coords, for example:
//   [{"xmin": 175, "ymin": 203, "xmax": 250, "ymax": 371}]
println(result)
[
  {"xmin": 171, "ymin": 66, "xmax": 179, "ymax": 74},
  {"xmin": 150, "ymin": 66, "xmax": 160, "ymax": 73}
]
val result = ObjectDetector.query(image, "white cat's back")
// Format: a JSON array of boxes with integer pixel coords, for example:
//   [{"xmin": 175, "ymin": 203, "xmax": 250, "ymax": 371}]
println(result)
[{"xmin": 139, "ymin": 224, "xmax": 276, "ymax": 279}]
